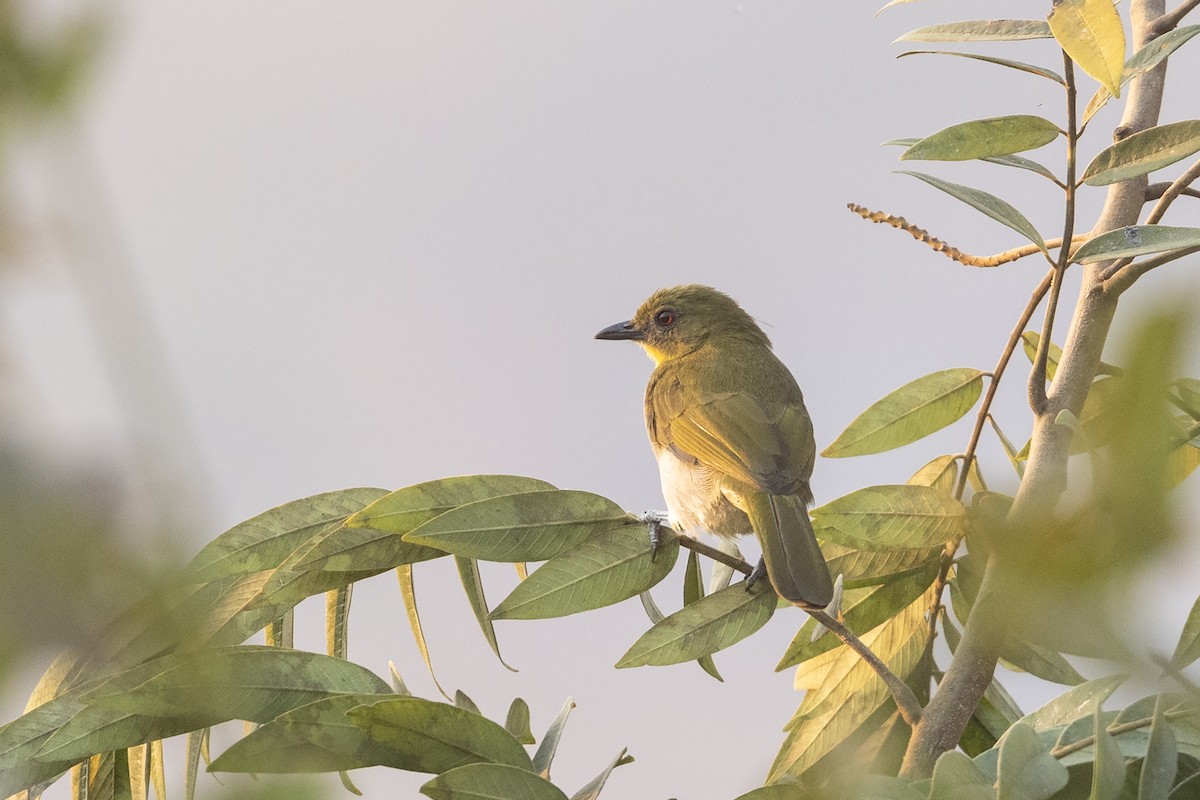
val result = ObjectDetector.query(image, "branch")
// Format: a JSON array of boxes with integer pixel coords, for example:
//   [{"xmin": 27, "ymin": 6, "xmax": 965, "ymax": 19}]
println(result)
[
  {"xmin": 672, "ymin": 535, "xmax": 924, "ymax": 727},
  {"xmin": 847, "ymin": 203, "xmax": 1080, "ymax": 268},
  {"xmin": 1107, "ymin": 244, "xmax": 1200, "ymax": 293},
  {"xmin": 1146, "ymin": 157, "xmax": 1200, "ymax": 225},
  {"xmin": 1151, "ymin": 0, "xmax": 1200, "ymax": 34},
  {"xmin": 1145, "ymin": 181, "xmax": 1200, "ymax": 203}
]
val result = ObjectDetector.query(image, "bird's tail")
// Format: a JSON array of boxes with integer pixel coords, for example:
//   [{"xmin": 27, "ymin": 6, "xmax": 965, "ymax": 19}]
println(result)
[{"xmin": 745, "ymin": 492, "xmax": 833, "ymax": 609}]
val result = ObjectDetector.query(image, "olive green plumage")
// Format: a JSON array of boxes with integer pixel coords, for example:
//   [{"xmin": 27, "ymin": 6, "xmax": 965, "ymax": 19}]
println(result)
[{"xmin": 596, "ymin": 285, "xmax": 834, "ymax": 608}]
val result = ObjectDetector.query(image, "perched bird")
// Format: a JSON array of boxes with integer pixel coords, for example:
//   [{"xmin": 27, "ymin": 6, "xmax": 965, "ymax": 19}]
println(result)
[{"xmin": 595, "ymin": 285, "xmax": 833, "ymax": 608}]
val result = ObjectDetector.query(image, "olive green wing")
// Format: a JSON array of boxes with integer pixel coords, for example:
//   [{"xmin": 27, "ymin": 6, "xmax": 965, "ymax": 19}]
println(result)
[{"xmin": 653, "ymin": 385, "xmax": 816, "ymax": 497}]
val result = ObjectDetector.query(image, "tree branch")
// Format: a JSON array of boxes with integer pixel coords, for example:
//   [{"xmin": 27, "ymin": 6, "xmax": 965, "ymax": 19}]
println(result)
[
  {"xmin": 1151, "ymin": 0, "xmax": 1200, "ymax": 34},
  {"xmin": 1145, "ymin": 181, "xmax": 1200, "ymax": 204},
  {"xmin": 1107, "ymin": 244, "xmax": 1200, "ymax": 294},
  {"xmin": 672, "ymin": 535, "xmax": 924, "ymax": 727}
]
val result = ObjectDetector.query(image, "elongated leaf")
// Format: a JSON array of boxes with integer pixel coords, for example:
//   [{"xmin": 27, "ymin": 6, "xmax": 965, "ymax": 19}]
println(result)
[
  {"xmin": 682, "ymin": 550, "xmax": 724, "ymax": 681},
  {"xmin": 1018, "ymin": 675, "xmax": 1126, "ymax": 731},
  {"xmin": 884, "ymin": 138, "xmax": 1059, "ymax": 181},
  {"xmin": 897, "ymin": 20, "xmax": 1053, "ymax": 42},
  {"xmin": 898, "ymin": 170, "xmax": 1047, "ymax": 252},
  {"xmin": 420, "ymin": 763, "xmax": 568, "ymax": 800},
  {"xmin": 1083, "ymin": 26, "xmax": 1200, "ymax": 124},
  {"xmin": 812, "ymin": 484, "xmax": 965, "ymax": 551},
  {"xmin": 615, "ymin": 582, "xmax": 776, "ymax": 668},
  {"xmin": 1090, "ymin": 705, "xmax": 1126, "ymax": 800},
  {"xmin": 1022, "ymin": 331, "xmax": 1063, "ymax": 382},
  {"xmin": 776, "ymin": 562, "xmax": 938, "ymax": 669},
  {"xmin": 733, "ymin": 786, "xmax": 812, "ymax": 800},
  {"xmin": 347, "ymin": 696, "xmax": 533, "ymax": 774},
  {"xmin": 532, "ymin": 698, "xmax": 575, "ymax": 779},
  {"xmin": 453, "ymin": 690, "xmax": 481, "ymax": 715},
  {"xmin": 908, "ymin": 454, "xmax": 959, "ymax": 494},
  {"xmin": 821, "ymin": 541, "xmax": 942, "ymax": 587},
  {"xmin": 303, "ymin": 476, "xmax": 557, "ymax": 572},
  {"xmin": 326, "ymin": 586, "xmax": 351, "ymax": 659},
  {"xmin": 490, "ymin": 524, "xmax": 677, "ymax": 620},
  {"xmin": 1071, "ymin": 225, "xmax": 1200, "ymax": 263},
  {"xmin": 824, "ymin": 368, "xmax": 984, "ymax": 457},
  {"xmin": 403, "ymin": 490, "xmax": 631, "ymax": 561},
  {"xmin": 0, "ymin": 691, "xmax": 90, "ymax": 795},
  {"xmin": 208, "ymin": 693, "xmax": 412, "ymax": 773},
  {"xmin": 1172, "ymin": 594, "xmax": 1200, "ymax": 668},
  {"xmin": 1083, "ymin": 120, "xmax": 1200, "ymax": 185},
  {"xmin": 901, "ymin": 117, "xmax": 1060, "ymax": 162},
  {"xmin": 397, "ymin": 565, "xmax": 450, "ymax": 700},
  {"xmin": 454, "ymin": 556, "xmax": 517, "ymax": 670},
  {"xmin": 899, "ymin": 50, "xmax": 1064, "ymax": 83},
  {"xmin": 1140, "ymin": 698, "xmax": 1178, "ymax": 800},
  {"xmin": 504, "ymin": 698, "xmax": 535, "ymax": 745},
  {"xmin": 995, "ymin": 723, "xmax": 1069, "ymax": 800},
  {"xmin": 184, "ymin": 730, "xmax": 203, "ymax": 800},
  {"xmin": 187, "ymin": 488, "xmax": 388, "ymax": 580},
  {"xmin": 931, "ymin": 750, "xmax": 993, "ymax": 800},
  {"xmin": 1049, "ymin": 0, "xmax": 1126, "ymax": 96},
  {"xmin": 768, "ymin": 586, "xmax": 933, "ymax": 780},
  {"xmin": 570, "ymin": 747, "xmax": 633, "ymax": 800}
]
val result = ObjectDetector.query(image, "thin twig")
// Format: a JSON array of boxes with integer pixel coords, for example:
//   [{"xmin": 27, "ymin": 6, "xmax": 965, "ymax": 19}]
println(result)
[
  {"xmin": 1102, "ymin": 158, "xmax": 1200, "ymax": 288},
  {"xmin": 1145, "ymin": 181, "xmax": 1200, "ymax": 203},
  {"xmin": 1151, "ymin": 0, "xmax": 1200, "ymax": 34},
  {"xmin": 1107, "ymin": 244, "xmax": 1200, "ymax": 294},
  {"xmin": 1050, "ymin": 708, "xmax": 1197, "ymax": 759},
  {"xmin": 848, "ymin": 203, "xmax": 1080, "ymax": 268},
  {"xmin": 1146, "ymin": 157, "xmax": 1200, "ymax": 224},
  {"xmin": 672, "ymin": 535, "xmax": 923, "ymax": 726}
]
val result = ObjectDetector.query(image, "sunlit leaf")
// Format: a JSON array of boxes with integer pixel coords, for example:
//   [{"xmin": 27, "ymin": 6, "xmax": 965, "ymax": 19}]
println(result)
[
  {"xmin": 1071, "ymin": 225, "xmax": 1200, "ymax": 264},
  {"xmin": 1082, "ymin": 120, "xmax": 1200, "ymax": 185},
  {"xmin": 907, "ymin": 454, "xmax": 959, "ymax": 494},
  {"xmin": 896, "ymin": 19, "xmax": 1053, "ymax": 42},
  {"xmin": 403, "ymin": 490, "xmax": 631, "ymax": 561},
  {"xmin": 1049, "ymin": 0, "xmax": 1125, "ymax": 96},
  {"xmin": 489, "ymin": 524, "xmax": 677, "ymax": 620},
  {"xmin": 615, "ymin": 582, "xmax": 776, "ymax": 668},
  {"xmin": 732, "ymin": 786, "xmax": 806, "ymax": 800},
  {"xmin": 683, "ymin": 549, "xmax": 724, "ymax": 682},
  {"xmin": 420, "ymin": 763, "xmax": 568, "ymax": 800},
  {"xmin": 1021, "ymin": 331, "xmax": 1063, "ymax": 383},
  {"xmin": 0, "ymin": 691, "xmax": 89, "ymax": 796},
  {"xmin": 504, "ymin": 698, "xmax": 535, "ymax": 745},
  {"xmin": 901, "ymin": 117, "xmax": 1060, "ymax": 162},
  {"xmin": 898, "ymin": 50, "xmax": 1064, "ymax": 83},
  {"xmin": 821, "ymin": 541, "xmax": 942, "ymax": 587},
  {"xmin": 824, "ymin": 369, "xmax": 984, "ymax": 457},
  {"xmin": 897, "ymin": 171, "xmax": 1047, "ymax": 252},
  {"xmin": 884, "ymin": 138, "xmax": 1059, "ymax": 181},
  {"xmin": 532, "ymin": 698, "xmax": 575, "ymax": 779},
  {"xmin": 994, "ymin": 722, "xmax": 1069, "ymax": 800},
  {"xmin": 1088, "ymin": 25, "xmax": 1200, "ymax": 125},
  {"xmin": 813, "ymin": 485, "xmax": 966, "ymax": 551},
  {"xmin": 454, "ymin": 556, "xmax": 517, "ymax": 671},
  {"xmin": 347, "ymin": 696, "xmax": 533, "ymax": 774},
  {"xmin": 397, "ymin": 565, "xmax": 450, "ymax": 700}
]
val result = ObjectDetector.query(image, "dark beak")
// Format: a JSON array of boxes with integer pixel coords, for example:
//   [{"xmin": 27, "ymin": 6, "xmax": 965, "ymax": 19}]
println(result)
[{"xmin": 594, "ymin": 320, "xmax": 643, "ymax": 341}]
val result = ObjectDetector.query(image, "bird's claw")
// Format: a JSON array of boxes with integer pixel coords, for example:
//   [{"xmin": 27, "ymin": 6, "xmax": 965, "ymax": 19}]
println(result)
[
  {"xmin": 639, "ymin": 511, "xmax": 669, "ymax": 561},
  {"xmin": 744, "ymin": 557, "xmax": 768, "ymax": 592}
]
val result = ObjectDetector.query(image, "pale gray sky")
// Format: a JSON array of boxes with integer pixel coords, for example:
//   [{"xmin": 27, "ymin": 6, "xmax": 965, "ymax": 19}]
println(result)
[{"xmin": 4, "ymin": 1, "xmax": 1200, "ymax": 797}]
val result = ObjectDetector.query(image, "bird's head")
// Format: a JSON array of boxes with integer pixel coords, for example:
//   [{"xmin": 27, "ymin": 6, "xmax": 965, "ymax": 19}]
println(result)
[{"xmin": 594, "ymin": 284, "xmax": 771, "ymax": 364}]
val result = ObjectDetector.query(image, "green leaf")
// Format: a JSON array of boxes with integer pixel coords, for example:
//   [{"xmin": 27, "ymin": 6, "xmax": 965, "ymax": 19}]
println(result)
[
  {"xmin": 1083, "ymin": 120, "xmax": 1200, "ymax": 185},
  {"xmin": 769, "ymin": 586, "xmax": 934, "ymax": 780},
  {"xmin": 615, "ymin": 582, "xmax": 777, "ymax": 668},
  {"xmin": 1083, "ymin": 26, "xmax": 1200, "ymax": 124},
  {"xmin": 454, "ymin": 690, "xmax": 482, "ymax": 715},
  {"xmin": 186, "ymin": 488, "xmax": 388, "ymax": 581},
  {"xmin": 821, "ymin": 541, "xmax": 942, "ymax": 587},
  {"xmin": 397, "ymin": 565, "xmax": 450, "ymax": 700},
  {"xmin": 1021, "ymin": 331, "xmax": 1063, "ymax": 382},
  {"xmin": 897, "ymin": 50, "xmax": 1064, "ymax": 83},
  {"xmin": 454, "ymin": 556, "xmax": 517, "ymax": 671},
  {"xmin": 930, "ymin": 750, "xmax": 993, "ymax": 800},
  {"xmin": 1018, "ymin": 675, "xmax": 1126, "ymax": 731},
  {"xmin": 403, "ymin": 490, "xmax": 631, "ymax": 561},
  {"xmin": 824, "ymin": 368, "xmax": 984, "ymax": 457},
  {"xmin": 326, "ymin": 586, "xmax": 350, "ymax": 660},
  {"xmin": 347, "ymin": 697, "xmax": 534, "ymax": 774},
  {"xmin": 897, "ymin": 171, "xmax": 1047, "ymax": 252},
  {"xmin": 208, "ymin": 693, "xmax": 412, "ymax": 773},
  {"xmin": 532, "ymin": 698, "xmax": 575, "ymax": 779},
  {"xmin": 732, "ymin": 786, "xmax": 807, "ymax": 800},
  {"xmin": 995, "ymin": 722, "xmax": 1069, "ymax": 800},
  {"xmin": 901, "ymin": 117, "xmax": 1060, "ymax": 162},
  {"xmin": 682, "ymin": 549, "xmax": 724, "ymax": 682},
  {"xmin": 1071, "ymin": 225, "xmax": 1200, "ymax": 263},
  {"xmin": 420, "ymin": 763, "xmax": 568, "ymax": 800},
  {"xmin": 0, "ymin": 691, "xmax": 89, "ymax": 796},
  {"xmin": 489, "ymin": 524, "xmax": 677, "ymax": 620},
  {"xmin": 504, "ymin": 698, "xmax": 535, "ymax": 745},
  {"xmin": 1002, "ymin": 642, "xmax": 1087, "ymax": 687},
  {"xmin": 1048, "ymin": 0, "xmax": 1126, "ymax": 97},
  {"xmin": 812, "ymin": 485, "xmax": 966, "ymax": 551},
  {"xmin": 907, "ymin": 454, "xmax": 959, "ymax": 494},
  {"xmin": 303, "ymin": 476, "xmax": 558, "ymax": 572},
  {"xmin": 570, "ymin": 747, "xmax": 632, "ymax": 800},
  {"xmin": 1140, "ymin": 698, "xmax": 1178, "ymax": 800},
  {"xmin": 884, "ymin": 139, "xmax": 1059, "ymax": 181},
  {"xmin": 776, "ymin": 562, "xmax": 939, "ymax": 670},
  {"xmin": 1090, "ymin": 704, "xmax": 1127, "ymax": 800},
  {"xmin": 1171, "ymin": 594, "xmax": 1200, "ymax": 668},
  {"xmin": 896, "ymin": 19, "xmax": 1053, "ymax": 43}
]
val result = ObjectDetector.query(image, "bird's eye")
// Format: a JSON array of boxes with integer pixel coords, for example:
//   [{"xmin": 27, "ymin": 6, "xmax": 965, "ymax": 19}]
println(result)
[{"xmin": 654, "ymin": 310, "xmax": 676, "ymax": 328}]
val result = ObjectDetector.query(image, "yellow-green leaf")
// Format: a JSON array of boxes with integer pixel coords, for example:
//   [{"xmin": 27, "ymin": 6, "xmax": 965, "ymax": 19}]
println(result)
[
  {"xmin": 812, "ymin": 485, "xmax": 966, "ymax": 551},
  {"xmin": 1049, "ymin": 0, "xmax": 1126, "ymax": 97},
  {"xmin": 1083, "ymin": 120, "xmax": 1200, "ymax": 186},
  {"xmin": 896, "ymin": 19, "xmax": 1053, "ymax": 43},
  {"xmin": 994, "ymin": 723, "xmax": 1069, "ymax": 800},
  {"xmin": 1082, "ymin": 26, "xmax": 1200, "ymax": 125},
  {"xmin": 898, "ymin": 51, "xmax": 1065, "ymax": 83},
  {"xmin": 1071, "ymin": 225, "xmax": 1200, "ymax": 264},
  {"xmin": 897, "ymin": 171, "xmax": 1047, "ymax": 253},
  {"xmin": 901, "ymin": 117, "xmax": 1060, "ymax": 162},
  {"xmin": 420, "ymin": 763, "xmax": 567, "ymax": 800}
]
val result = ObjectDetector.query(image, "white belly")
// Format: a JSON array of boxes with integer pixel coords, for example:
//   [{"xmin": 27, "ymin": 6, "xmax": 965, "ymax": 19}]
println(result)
[{"xmin": 655, "ymin": 448, "xmax": 751, "ymax": 538}]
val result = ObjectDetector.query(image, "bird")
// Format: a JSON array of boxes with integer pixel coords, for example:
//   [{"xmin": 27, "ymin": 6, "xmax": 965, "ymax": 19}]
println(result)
[{"xmin": 595, "ymin": 284, "xmax": 833, "ymax": 608}]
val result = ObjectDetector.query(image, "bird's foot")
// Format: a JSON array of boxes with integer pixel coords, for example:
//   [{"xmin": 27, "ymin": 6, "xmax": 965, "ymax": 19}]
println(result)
[
  {"xmin": 639, "ymin": 510, "xmax": 670, "ymax": 561},
  {"xmin": 744, "ymin": 556, "xmax": 768, "ymax": 592},
  {"xmin": 809, "ymin": 574, "xmax": 845, "ymax": 642}
]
